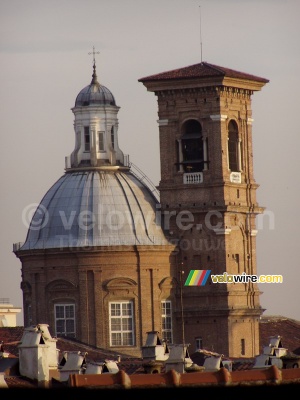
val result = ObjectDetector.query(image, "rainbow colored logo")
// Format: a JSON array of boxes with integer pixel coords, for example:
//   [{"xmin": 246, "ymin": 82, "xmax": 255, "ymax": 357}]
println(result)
[{"xmin": 184, "ymin": 270, "xmax": 211, "ymax": 286}]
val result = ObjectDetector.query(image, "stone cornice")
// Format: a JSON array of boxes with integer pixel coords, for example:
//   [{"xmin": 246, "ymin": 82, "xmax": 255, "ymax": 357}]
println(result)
[
  {"xmin": 210, "ymin": 114, "xmax": 228, "ymax": 122},
  {"xmin": 141, "ymin": 76, "xmax": 264, "ymax": 97},
  {"xmin": 213, "ymin": 227, "xmax": 232, "ymax": 235}
]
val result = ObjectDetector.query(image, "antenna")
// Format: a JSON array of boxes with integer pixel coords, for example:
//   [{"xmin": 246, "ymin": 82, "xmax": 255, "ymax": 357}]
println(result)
[
  {"xmin": 199, "ymin": 5, "xmax": 203, "ymax": 62},
  {"xmin": 179, "ymin": 260, "xmax": 185, "ymax": 347}
]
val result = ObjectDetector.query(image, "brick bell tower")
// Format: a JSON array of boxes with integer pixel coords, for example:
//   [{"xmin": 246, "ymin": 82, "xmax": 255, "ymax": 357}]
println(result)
[{"xmin": 139, "ymin": 62, "xmax": 269, "ymax": 358}]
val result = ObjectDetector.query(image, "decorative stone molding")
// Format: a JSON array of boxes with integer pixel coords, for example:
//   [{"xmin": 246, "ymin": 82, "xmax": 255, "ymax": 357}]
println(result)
[
  {"xmin": 159, "ymin": 276, "xmax": 177, "ymax": 290},
  {"xmin": 250, "ymin": 229, "xmax": 258, "ymax": 237},
  {"xmin": 213, "ymin": 228, "xmax": 232, "ymax": 235},
  {"xmin": 105, "ymin": 277, "xmax": 137, "ymax": 295},
  {"xmin": 230, "ymin": 172, "xmax": 241, "ymax": 183},
  {"xmin": 210, "ymin": 114, "xmax": 228, "ymax": 122},
  {"xmin": 157, "ymin": 119, "xmax": 169, "ymax": 126},
  {"xmin": 20, "ymin": 281, "xmax": 32, "ymax": 292},
  {"xmin": 247, "ymin": 118, "xmax": 254, "ymax": 125},
  {"xmin": 218, "ymin": 87, "xmax": 252, "ymax": 99},
  {"xmin": 46, "ymin": 279, "xmax": 76, "ymax": 292}
]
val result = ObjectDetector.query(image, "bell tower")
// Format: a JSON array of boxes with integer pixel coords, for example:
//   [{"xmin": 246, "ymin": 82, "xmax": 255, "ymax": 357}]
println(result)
[{"xmin": 139, "ymin": 62, "xmax": 269, "ymax": 357}]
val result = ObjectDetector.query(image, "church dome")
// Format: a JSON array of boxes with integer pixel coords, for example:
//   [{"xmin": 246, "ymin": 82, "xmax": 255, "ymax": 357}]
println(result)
[
  {"xmin": 75, "ymin": 83, "xmax": 116, "ymax": 107},
  {"xmin": 20, "ymin": 170, "xmax": 169, "ymax": 250},
  {"xmin": 74, "ymin": 62, "xmax": 116, "ymax": 107}
]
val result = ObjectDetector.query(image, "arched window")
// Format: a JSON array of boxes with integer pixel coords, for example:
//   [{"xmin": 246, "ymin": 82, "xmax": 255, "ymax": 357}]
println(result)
[
  {"xmin": 228, "ymin": 120, "xmax": 239, "ymax": 172},
  {"xmin": 179, "ymin": 120, "xmax": 204, "ymax": 172}
]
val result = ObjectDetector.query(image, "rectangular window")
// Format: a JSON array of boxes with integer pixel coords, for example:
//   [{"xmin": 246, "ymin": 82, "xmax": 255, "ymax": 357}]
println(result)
[
  {"xmin": 161, "ymin": 300, "xmax": 173, "ymax": 343},
  {"xmin": 55, "ymin": 304, "xmax": 76, "ymax": 338},
  {"xmin": 98, "ymin": 131, "xmax": 105, "ymax": 151},
  {"xmin": 241, "ymin": 338, "xmax": 245, "ymax": 355},
  {"xmin": 196, "ymin": 337, "xmax": 203, "ymax": 350},
  {"xmin": 110, "ymin": 301, "xmax": 134, "ymax": 346},
  {"xmin": 84, "ymin": 127, "xmax": 90, "ymax": 151},
  {"xmin": 111, "ymin": 126, "xmax": 115, "ymax": 149}
]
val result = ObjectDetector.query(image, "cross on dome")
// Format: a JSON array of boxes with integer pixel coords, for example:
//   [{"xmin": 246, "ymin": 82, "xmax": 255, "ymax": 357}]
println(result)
[
  {"xmin": 88, "ymin": 46, "xmax": 100, "ymax": 85},
  {"xmin": 88, "ymin": 45, "xmax": 100, "ymax": 65}
]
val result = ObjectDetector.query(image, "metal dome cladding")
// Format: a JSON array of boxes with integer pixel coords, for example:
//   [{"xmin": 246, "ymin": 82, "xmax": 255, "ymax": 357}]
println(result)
[
  {"xmin": 75, "ymin": 83, "xmax": 116, "ymax": 107},
  {"xmin": 20, "ymin": 169, "xmax": 169, "ymax": 250}
]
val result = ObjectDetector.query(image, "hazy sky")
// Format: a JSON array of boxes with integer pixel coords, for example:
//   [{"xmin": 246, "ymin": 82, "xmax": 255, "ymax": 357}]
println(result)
[{"xmin": 1, "ymin": 0, "xmax": 299, "ymax": 326}]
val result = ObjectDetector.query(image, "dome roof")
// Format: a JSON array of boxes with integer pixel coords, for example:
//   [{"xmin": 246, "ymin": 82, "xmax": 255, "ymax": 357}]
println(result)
[
  {"xmin": 75, "ymin": 83, "xmax": 116, "ymax": 107},
  {"xmin": 20, "ymin": 170, "xmax": 169, "ymax": 250},
  {"xmin": 75, "ymin": 63, "xmax": 116, "ymax": 107}
]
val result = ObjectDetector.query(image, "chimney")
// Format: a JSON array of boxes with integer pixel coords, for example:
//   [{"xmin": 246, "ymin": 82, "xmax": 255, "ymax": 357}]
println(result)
[
  {"xmin": 18, "ymin": 324, "xmax": 59, "ymax": 388},
  {"xmin": 165, "ymin": 344, "xmax": 193, "ymax": 374},
  {"xmin": 59, "ymin": 351, "xmax": 87, "ymax": 382},
  {"xmin": 141, "ymin": 331, "xmax": 170, "ymax": 374},
  {"xmin": 141, "ymin": 331, "xmax": 169, "ymax": 362}
]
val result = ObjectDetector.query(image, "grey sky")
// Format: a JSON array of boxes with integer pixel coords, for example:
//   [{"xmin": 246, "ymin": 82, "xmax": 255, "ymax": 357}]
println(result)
[{"xmin": 1, "ymin": 0, "xmax": 299, "ymax": 325}]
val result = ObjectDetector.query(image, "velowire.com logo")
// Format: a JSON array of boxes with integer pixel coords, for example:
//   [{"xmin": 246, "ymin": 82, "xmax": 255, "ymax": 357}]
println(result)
[{"xmin": 184, "ymin": 270, "xmax": 211, "ymax": 286}]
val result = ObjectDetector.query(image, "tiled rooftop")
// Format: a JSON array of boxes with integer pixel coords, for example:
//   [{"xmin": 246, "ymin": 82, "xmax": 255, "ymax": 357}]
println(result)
[
  {"xmin": 0, "ymin": 326, "xmax": 24, "ymax": 357},
  {"xmin": 0, "ymin": 315, "xmax": 299, "ymax": 390},
  {"xmin": 138, "ymin": 61, "xmax": 269, "ymax": 83},
  {"xmin": 260, "ymin": 315, "xmax": 300, "ymax": 355}
]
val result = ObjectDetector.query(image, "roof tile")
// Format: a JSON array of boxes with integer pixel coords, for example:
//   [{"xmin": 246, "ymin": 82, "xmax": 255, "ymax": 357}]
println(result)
[{"xmin": 139, "ymin": 62, "xmax": 269, "ymax": 83}]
